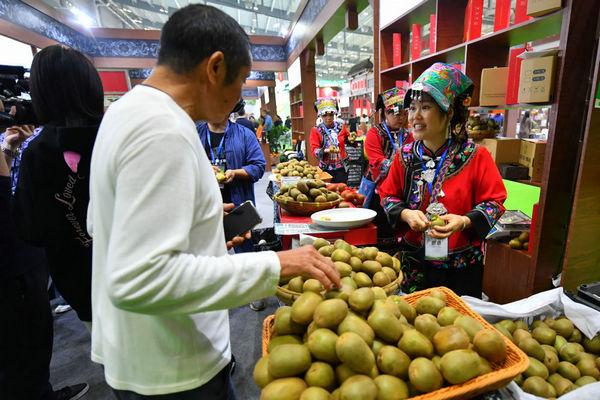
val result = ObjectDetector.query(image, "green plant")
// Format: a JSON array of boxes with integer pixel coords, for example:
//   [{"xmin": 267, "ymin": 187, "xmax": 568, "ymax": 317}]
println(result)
[{"xmin": 267, "ymin": 124, "xmax": 290, "ymax": 153}]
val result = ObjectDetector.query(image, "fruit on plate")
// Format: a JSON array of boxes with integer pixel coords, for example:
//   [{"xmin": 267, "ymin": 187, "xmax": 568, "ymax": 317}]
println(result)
[{"xmin": 273, "ymin": 159, "xmax": 320, "ymax": 180}]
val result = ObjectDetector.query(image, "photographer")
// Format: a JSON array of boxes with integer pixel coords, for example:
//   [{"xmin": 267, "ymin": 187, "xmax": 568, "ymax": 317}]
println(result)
[{"xmin": 0, "ymin": 120, "xmax": 88, "ymax": 399}]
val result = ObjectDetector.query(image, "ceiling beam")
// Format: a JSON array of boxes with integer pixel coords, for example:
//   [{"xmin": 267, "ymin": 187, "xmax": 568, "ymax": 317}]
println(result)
[{"xmin": 113, "ymin": 0, "xmax": 294, "ymax": 21}]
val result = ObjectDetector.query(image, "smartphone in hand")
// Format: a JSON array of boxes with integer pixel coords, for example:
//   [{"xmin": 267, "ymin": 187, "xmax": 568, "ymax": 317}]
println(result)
[{"xmin": 223, "ymin": 201, "xmax": 263, "ymax": 242}]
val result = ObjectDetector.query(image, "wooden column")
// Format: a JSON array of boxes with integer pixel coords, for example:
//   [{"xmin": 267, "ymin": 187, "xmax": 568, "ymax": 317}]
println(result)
[
  {"xmin": 267, "ymin": 86, "xmax": 277, "ymax": 116},
  {"xmin": 529, "ymin": 0, "xmax": 600, "ymax": 293},
  {"xmin": 300, "ymin": 47, "xmax": 318, "ymax": 166},
  {"xmin": 562, "ymin": 37, "xmax": 600, "ymax": 290},
  {"xmin": 346, "ymin": 3, "xmax": 358, "ymax": 31},
  {"xmin": 315, "ymin": 36, "xmax": 325, "ymax": 56}
]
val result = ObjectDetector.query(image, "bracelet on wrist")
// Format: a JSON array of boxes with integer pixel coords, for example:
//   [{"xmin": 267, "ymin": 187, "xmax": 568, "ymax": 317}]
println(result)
[{"xmin": 0, "ymin": 143, "xmax": 19, "ymax": 158}]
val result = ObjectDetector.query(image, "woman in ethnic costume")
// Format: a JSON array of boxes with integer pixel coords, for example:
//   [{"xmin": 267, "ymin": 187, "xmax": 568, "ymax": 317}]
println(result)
[
  {"xmin": 309, "ymin": 97, "xmax": 349, "ymax": 183},
  {"xmin": 364, "ymin": 87, "xmax": 412, "ymax": 246},
  {"xmin": 378, "ymin": 63, "xmax": 507, "ymax": 297}
]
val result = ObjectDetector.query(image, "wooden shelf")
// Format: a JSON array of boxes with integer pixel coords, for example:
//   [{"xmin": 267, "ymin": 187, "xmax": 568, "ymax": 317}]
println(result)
[
  {"xmin": 380, "ymin": 63, "xmax": 411, "ymax": 75},
  {"xmin": 290, "ymin": 100, "xmax": 303, "ymax": 106},
  {"xmin": 468, "ymin": 9, "xmax": 563, "ymax": 49},
  {"xmin": 291, "ymin": 117, "xmax": 304, "ymax": 120},
  {"xmin": 381, "ymin": 0, "xmax": 436, "ymax": 33},
  {"xmin": 470, "ymin": 103, "xmax": 553, "ymax": 111}
]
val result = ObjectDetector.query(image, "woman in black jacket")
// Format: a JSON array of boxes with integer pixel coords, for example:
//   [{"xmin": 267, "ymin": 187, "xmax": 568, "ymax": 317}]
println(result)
[{"xmin": 13, "ymin": 45, "xmax": 103, "ymax": 323}]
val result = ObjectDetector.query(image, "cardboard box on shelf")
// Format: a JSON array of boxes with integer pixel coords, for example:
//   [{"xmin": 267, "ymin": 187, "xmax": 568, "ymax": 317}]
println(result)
[
  {"xmin": 479, "ymin": 67, "xmax": 509, "ymax": 106},
  {"xmin": 519, "ymin": 139, "xmax": 546, "ymax": 181},
  {"xmin": 518, "ymin": 50, "xmax": 557, "ymax": 103},
  {"xmin": 527, "ymin": 0, "xmax": 562, "ymax": 17},
  {"xmin": 479, "ymin": 138, "xmax": 521, "ymax": 165},
  {"xmin": 499, "ymin": 163, "xmax": 530, "ymax": 180}
]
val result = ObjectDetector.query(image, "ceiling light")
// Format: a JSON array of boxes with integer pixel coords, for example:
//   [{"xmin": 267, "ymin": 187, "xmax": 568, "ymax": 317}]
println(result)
[{"xmin": 70, "ymin": 7, "xmax": 94, "ymax": 27}]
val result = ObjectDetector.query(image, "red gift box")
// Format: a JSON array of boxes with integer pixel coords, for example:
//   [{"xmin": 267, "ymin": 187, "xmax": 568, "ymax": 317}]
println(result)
[
  {"xmin": 411, "ymin": 24, "xmax": 421, "ymax": 60},
  {"xmin": 393, "ymin": 33, "xmax": 402, "ymax": 66},
  {"xmin": 505, "ymin": 45, "xmax": 527, "ymax": 104},
  {"xmin": 464, "ymin": 0, "xmax": 483, "ymax": 41},
  {"xmin": 494, "ymin": 0, "xmax": 511, "ymax": 31},
  {"xmin": 514, "ymin": 0, "xmax": 532, "ymax": 24},
  {"xmin": 429, "ymin": 14, "xmax": 437, "ymax": 53}
]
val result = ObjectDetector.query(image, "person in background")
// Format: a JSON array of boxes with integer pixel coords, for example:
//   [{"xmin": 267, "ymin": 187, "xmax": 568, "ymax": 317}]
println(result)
[
  {"xmin": 284, "ymin": 115, "xmax": 291, "ymax": 129},
  {"xmin": 261, "ymin": 109, "xmax": 273, "ymax": 134},
  {"xmin": 88, "ymin": 5, "xmax": 340, "ymax": 398},
  {"xmin": 363, "ymin": 87, "xmax": 412, "ymax": 246},
  {"xmin": 518, "ymin": 110, "xmax": 533, "ymax": 138},
  {"xmin": 249, "ymin": 115, "xmax": 258, "ymax": 129},
  {"xmin": 232, "ymin": 100, "xmax": 255, "ymax": 134},
  {"xmin": 13, "ymin": 45, "xmax": 99, "ymax": 329},
  {"xmin": 0, "ymin": 74, "xmax": 91, "ymax": 400},
  {"xmin": 274, "ymin": 114, "xmax": 283, "ymax": 127},
  {"xmin": 349, "ymin": 114, "xmax": 358, "ymax": 133},
  {"xmin": 493, "ymin": 112, "xmax": 504, "ymax": 128},
  {"xmin": 310, "ymin": 97, "xmax": 349, "ymax": 183},
  {"xmin": 196, "ymin": 109, "xmax": 266, "ymax": 225},
  {"xmin": 379, "ymin": 63, "xmax": 507, "ymax": 297}
]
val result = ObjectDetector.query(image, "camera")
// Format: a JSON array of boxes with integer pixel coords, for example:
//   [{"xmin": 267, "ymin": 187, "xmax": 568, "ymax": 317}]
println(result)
[{"xmin": 0, "ymin": 65, "xmax": 38, "ymax": 130}]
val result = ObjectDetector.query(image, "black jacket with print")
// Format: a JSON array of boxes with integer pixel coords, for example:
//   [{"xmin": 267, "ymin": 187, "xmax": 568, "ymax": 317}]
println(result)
[{"xmin": 13, "ymin": 124, "xmax": 98, "ymax": 321}]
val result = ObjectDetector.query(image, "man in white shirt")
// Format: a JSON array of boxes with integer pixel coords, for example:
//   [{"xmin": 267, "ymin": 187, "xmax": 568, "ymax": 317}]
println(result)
[{"xmin": 88, "ymin": 5, "xmax": 340, "ymax": 399}]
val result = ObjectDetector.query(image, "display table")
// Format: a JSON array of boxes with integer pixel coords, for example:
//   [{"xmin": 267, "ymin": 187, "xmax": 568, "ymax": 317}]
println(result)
[{"xmin": 276, "ymin": 208, "xmax": 377, "ymax": 249}]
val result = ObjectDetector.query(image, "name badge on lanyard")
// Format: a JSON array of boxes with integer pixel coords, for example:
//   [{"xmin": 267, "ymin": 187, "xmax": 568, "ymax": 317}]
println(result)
[
  {"xmin": 425, "ymin": 236, "xmax": 448, "ymax": 260},
  {"xmin": 207, "ymin": 124, "xmax": 228, "ymax": 188}
]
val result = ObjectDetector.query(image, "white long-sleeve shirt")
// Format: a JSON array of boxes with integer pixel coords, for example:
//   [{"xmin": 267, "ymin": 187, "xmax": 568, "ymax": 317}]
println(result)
[{"xmin": 87, "ymin": 85, "xmax": 280, "ymax": 395}]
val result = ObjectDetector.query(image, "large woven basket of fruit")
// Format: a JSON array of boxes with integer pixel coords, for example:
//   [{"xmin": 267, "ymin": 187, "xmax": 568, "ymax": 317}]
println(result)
[
  {"xmin": 274, "ymin": 180, "xmax": 342, "ymax": 216},
  {"xmin": 467, "ymin": 115, "xmax": 499, "ymax": 140},
  {"xmin": 276, "ymin": 239, "xmax": 403, "ymax": 305},
  {"xmin": 256, "ymin": 285, "xmax": 529, "ymax": 400}
]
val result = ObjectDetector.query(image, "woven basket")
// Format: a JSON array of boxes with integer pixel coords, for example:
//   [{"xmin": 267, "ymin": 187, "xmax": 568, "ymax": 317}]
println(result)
[
  {"xmin": 262, "ymin": 286, "xmax": 529, "ymax": 399},
  {"xmin": 274, "ymin": 195, "xmax": 341, "ymax": 216},
  {"xmin": 275, "ymin": 272, "xmax": 403, "ymax": 306}
]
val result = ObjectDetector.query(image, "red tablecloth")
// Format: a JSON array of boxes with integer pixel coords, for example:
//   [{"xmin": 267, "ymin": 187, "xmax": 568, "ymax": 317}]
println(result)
[{"xmin": 279, "ymin": 209, "xmax": 377, "ymax": 249}]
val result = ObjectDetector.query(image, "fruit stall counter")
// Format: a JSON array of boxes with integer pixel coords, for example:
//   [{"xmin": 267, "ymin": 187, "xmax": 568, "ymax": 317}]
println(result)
[{"xmin": 276, "ymin": 209, "xmax": 377, "ymax": 250}]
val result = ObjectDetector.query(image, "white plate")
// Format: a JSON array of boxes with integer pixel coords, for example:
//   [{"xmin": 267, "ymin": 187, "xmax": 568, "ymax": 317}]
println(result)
[{"xmin": 311, "ymin": 208, "xmax": 377, "ymax": 229}]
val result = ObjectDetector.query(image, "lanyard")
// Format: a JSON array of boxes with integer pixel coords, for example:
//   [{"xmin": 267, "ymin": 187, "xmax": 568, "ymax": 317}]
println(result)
[
  {"xmin": 206, "ymin": 122, "xmax": 229, "ymax": 164},
  {"xmin": 382, "ymin": 123, "xmax": 404, "ymax": 153},
  {"xmin": 418, "ymin": 140, "xmax": 451, "ymax": 196},
  {"xmin": 320, "ymin": 123, "xmax": 339, "ymax": 147}
]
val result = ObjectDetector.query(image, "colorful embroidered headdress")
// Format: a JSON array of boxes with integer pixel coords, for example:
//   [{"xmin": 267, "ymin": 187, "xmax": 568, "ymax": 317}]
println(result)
[
  {"xmin": 314, "ymin": 97, "xmax": 339, "ymax": 116},
  {"xmin": 377, "ymin": 87, "xmax": 405, "ymax": 114},
  {"xmin": 404, "ymin": 62, "xmax": 474, "ymax": 112}
]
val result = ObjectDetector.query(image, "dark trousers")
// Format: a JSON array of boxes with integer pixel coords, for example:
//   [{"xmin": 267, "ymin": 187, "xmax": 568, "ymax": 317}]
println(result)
[
  {"xmin": 329, "ymin": 167, "xmax": 348, "ymax": 183},
  {"xmin": 113, "ymin": 360, "xmax": 237, "ymax": 400},
  {"xmin": 424, "ymin": 262, "xmax": 484, "ymax": 298},
  {"xmin": 0, "ymin": 265, "xmax": 54, "ymax": 400}
]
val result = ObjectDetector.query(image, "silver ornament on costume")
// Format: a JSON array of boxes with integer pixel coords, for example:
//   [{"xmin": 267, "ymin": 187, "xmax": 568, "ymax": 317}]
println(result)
[
  {"xmin": 422, "ymin": 169, "xmax": 435, "ymax": 183},
  {"xmin": 426, "ymin": 202, "xmax": 448, "ymax": 217},
  {"xmin": 426, "ymin": 159, "xmax": 436, "ymax": 168}
]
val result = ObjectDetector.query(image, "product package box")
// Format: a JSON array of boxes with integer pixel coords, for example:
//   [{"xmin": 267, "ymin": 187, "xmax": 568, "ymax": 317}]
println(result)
[
  {"xmin": 527, "ymin": 0, "xmax": 562, "ymax": 17},
  {"xmin": 518, "ymin": 50, "xmax": 557, "ymax": 103},
  {"xmin": 519, "ymin": 139, "xmax": 546, "ymax": 181},
  {"xmin": 479, "ymin": 67, "xmax": 509, "ymax": 106},
  {"xmin": 479, "ymin": 138, "xmax": 521, "ymax": 165},
  {"xmin": 499, "ymin": 163, "xmax": 530, "ymax": 180}
]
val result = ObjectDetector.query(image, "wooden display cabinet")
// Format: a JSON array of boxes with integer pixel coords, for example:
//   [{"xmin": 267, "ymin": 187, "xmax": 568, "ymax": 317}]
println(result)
[{"xmin": 375, "ymin": 0, "xmax": 600, "ymax": 301}]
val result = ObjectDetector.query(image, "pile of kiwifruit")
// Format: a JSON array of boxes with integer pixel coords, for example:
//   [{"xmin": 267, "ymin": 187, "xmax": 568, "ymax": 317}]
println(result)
[
  {"xmin": 493, "ymin": 317, "xmax": 600, "ymax": 397},
  {"xmin": 280, "ymin": 239, "xmax": 402, "ymax": 292},
  {"xmin": 274, "ymin": 159, "xmax": 320, "ymax": 180},
  {"xmin": 275, "ymin": 180, "xmax": 342, "ymax": 204},
  {"xmin": 255, "ymin": 286, "xmax": 511, "ymax": 400}
]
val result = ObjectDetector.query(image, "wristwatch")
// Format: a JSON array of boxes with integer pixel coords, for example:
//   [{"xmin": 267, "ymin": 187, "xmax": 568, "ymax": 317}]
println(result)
[{"xmin": 0, "ymin": 142, "xmax": 20, "ymax": 158}]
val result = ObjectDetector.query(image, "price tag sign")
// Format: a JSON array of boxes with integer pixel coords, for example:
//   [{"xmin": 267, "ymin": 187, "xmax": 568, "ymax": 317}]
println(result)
[
  {"xmin": 425, "ymin": 235, "xmax": 448, "ymax": 260},
  {"xmin": 281, "ymin": 176, "xmax": 301, "ymax": 186}
]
